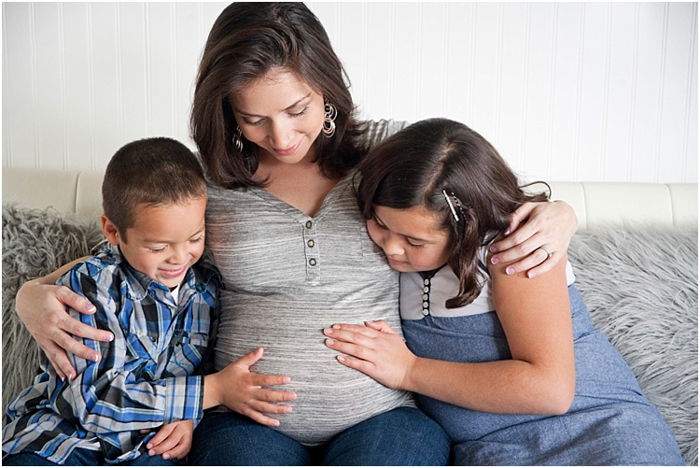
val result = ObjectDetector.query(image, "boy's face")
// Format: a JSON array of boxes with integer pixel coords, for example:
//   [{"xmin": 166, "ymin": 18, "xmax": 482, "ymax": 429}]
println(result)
[
  {"xmin": 366, "ymin": 204, "xmax": 451, "ymax": 273},
  {"xmin": 102, "ymin": 197, "xmax": 207, "ymax": 289}
]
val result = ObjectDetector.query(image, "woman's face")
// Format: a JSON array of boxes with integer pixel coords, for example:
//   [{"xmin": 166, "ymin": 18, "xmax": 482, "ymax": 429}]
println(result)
[
  {"xmin": 366, "ymin": 204, "xmax": 451, "ymax": 273},
  {"xmin": 231, "ymin": 67, "xmax": 326, "ymax": 166}
]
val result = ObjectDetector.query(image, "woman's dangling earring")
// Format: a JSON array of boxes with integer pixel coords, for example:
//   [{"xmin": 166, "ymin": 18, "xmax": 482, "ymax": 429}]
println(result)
[
  {"xmin": 232, "ymin": 126, "xmax": 244, "ymax": 152},
  {"xmin": 322, "ymin": 102, "xmax": 337, "ymax": 137}
]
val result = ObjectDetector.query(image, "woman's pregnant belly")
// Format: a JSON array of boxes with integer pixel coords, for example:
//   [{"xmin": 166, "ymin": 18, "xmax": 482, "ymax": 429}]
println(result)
[{"xmin": 213, "ymin": 290, "xmax": 414, "ymax": 445}]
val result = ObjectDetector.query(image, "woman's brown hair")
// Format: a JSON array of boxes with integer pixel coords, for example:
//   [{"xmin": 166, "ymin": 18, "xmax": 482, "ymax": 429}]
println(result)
[
  {"xmin": 356, "ymin": 118, "xmax": 549, "ymax": 308},
  {"xmin": 191, "ymin": 2, "xmax": 367, "ymax": 189}
]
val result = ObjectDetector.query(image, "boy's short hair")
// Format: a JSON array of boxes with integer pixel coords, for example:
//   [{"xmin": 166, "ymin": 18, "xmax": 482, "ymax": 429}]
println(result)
[{"xmin": 102, "ymin": 137, "xmax": 207, "ymax": 238}]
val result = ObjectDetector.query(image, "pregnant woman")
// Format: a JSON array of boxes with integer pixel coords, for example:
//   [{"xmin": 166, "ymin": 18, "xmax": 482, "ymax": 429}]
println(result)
[{"xmin": 14, "ymin": 3, "xmax": 578, "ymax": 465}]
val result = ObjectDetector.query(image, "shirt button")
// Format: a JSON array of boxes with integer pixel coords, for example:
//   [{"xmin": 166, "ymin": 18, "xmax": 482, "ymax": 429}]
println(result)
[
  {"xmin": 423, "ymin": 286, "xmax": 430, "ymax": 293},
  {"xmin": 305, "ymin": 220, "xmax": 313, "ymax": 229},
  {"xmin": 422, "ymin": 308, "xmax": 429, "ymax": 316},
  {"xmin": 422, "ymin": 301, "xmax": 429, "ymax": 308},
  {"xmin": 307, "ymin": 239, "xmax": 315, "ymax": 248},
  {"xmin": 422, "ymin": 294, "xmax": 429, "ymax": 301},
  {"xmin": 423, "ymin": 278, "xmax": 430, "ymax": 286},
  {"xmin": 309, "ymin": 258, "xmax": 317, "ymax": 266}
]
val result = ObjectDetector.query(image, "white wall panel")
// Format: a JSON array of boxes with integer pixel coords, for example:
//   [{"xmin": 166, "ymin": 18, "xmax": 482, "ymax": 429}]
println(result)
[
  {"xmin": 91, "ymin": 3, "xmax": 122, "ymax": 167},
  {"xmin": 3, "ymin": 3, "xmax": 37, "ymax": 168},
  {"xmin": 549, "ymin": 4, "xmax": 583, "ymax": 182},
  {"xmin": 657, "ymin": 3, "xmax": 695, "ymax": 183},
  {"xmin": 2, "ymin": 2, "xmax": 697, "ymax": 183}
]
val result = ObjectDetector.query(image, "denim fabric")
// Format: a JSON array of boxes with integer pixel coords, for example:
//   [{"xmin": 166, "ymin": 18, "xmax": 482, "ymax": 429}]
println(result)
[
  {"xmin": 189, "ymin": 407, "xmax": 449, "ymax": 465},
  {"xmin": 402, "ymin": 285, "xmax": 684, "ymax": 466},
  {"xmin": 3, "ymin": 448, "xmax": 178, "ymax": 465}
]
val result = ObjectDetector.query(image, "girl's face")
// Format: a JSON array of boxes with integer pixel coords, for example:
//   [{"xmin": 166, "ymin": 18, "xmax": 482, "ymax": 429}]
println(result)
[
  {"xmin": 231, "ymin": 67, "xmax": 326, "ymax": 166},
  {"xmin": 366, "ymin": 204, "xmax": 451, "ymax": 273}
]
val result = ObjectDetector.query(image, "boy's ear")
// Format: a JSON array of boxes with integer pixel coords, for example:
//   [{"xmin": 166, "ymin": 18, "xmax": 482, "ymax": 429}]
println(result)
[{"xmin": 101, "ymin": 215, "xmax": 121, "ymax": 246}]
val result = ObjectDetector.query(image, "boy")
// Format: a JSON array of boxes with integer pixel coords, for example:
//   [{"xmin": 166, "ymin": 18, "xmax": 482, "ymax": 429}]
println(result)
[{"xmin": 3, "ymin": 137, "xmax": 218, "ymax": 465}]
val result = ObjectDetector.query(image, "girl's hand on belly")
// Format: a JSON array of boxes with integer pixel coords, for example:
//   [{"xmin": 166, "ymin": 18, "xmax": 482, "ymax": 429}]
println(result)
[
  {"xmin": 323, "ymin": 320, "xmax": 417, "ymax": 391},
  {"xmin": 203, "ymin": 347, "xmax": 297, "ymax": 426}
]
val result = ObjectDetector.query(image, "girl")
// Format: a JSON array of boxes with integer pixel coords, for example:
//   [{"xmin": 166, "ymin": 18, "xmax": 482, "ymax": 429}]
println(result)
[
  {"xmin": 14, "ymin": 4, "xmax": 578, "ymax": 465},
  {"xmin": 323, "ymin": 118, "xmax": 684, "ymax": 465}
]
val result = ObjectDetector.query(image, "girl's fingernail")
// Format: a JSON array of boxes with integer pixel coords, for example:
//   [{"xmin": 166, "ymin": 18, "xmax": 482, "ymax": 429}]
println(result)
[
  {"xmin": 105, "ymin": 334, "xmax": 114, "ymax": 342},
  {"xmin": 491, "ymin": 256, "xmax": 500, "ymax": 264},
  {"xmin": 147, "ymin": 444, "xmax": 152, "ymax": 449},
  {"xmin": 323, "ymin": 328, "xmax": 333, "ymax": 335},
  {"xmin": 504, "ymin": 228, "xmax": 511, "ymax": 235},
  {"xmin": 148, "ymin": 450, "xmax": 155, "ymax": 456},
  {"xmin": 87, "ymin": 305, "xmax": 97, "ymax": 313},
  {"xmin": 92, "ymin": 353, "xmax": 101, "ymax": 362},
  {"xmin": 332, "ymin": 324, "xmax": 341, "ymax": 329},
  {"xmin": 325, "ymin": 338, "xmax": 335, "ymax": 346},
  {"xmin": 528, "ymin": 271, "xmax": 537, "ymax": 278},
  {"xmin": 489, "ymin": 245, "xmax": 498, "ymax": 253},
  {"xmin": 163, "ymin": 454, "xmax": 170, "ymax": 460},
  {"xmin": 337, "ymin": 355, "xmax": 346, "ymax": 363},
  {"xmin": 506, "ymin": 267, "xmax": 515, "ymax": 275}
]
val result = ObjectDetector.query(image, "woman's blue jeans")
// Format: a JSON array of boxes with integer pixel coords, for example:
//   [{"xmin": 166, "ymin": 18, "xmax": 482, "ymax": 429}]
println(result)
[{"xmin": 189, "ymin": 406, "xmax": 450, "ymax": 465}]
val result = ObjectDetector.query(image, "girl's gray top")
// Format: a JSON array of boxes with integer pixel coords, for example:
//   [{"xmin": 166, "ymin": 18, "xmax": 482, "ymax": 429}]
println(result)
[{"xmin": 205, "ymin": 168, "xmax": 414, "ymax": 445}]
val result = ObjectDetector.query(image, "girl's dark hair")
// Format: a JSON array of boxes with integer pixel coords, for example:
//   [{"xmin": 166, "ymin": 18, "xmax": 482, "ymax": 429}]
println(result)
[
  {"xmin": 191, "ymin": 2, "xmax": 368, "ymax": 189},
  {"xmin": 356, "ymin": 118, "xmax": 549, "ymax": 309}
]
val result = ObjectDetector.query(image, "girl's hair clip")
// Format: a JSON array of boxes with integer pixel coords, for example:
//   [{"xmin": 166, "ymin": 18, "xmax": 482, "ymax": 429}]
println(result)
[{"xmin": 442, "ymin": 189, "xmax": 460, "ymax": 222}]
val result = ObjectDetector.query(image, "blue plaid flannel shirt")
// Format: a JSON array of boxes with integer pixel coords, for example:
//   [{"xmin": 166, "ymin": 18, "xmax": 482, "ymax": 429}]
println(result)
[{"xmin": 2, "ymin": 246, "xmax": 219, "ymax": 464}]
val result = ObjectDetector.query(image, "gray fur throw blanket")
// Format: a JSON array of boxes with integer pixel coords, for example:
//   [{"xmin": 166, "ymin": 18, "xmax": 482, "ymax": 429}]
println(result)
[{"xmin": 2, "ymin": 204, "xmax": 697, "ymax": 464}]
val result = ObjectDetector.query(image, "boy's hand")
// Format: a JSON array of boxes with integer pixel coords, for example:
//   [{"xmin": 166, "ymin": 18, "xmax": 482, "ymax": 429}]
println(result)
[
  {"xmin": 205, "ymin": 347, "xmax": 297, "ymax": 427},
  {"xmin": 142, "ymin": 420, "xmax": 193, "ymax": 460}
]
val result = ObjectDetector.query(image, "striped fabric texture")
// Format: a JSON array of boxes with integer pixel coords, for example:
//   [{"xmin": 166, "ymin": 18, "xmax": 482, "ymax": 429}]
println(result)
[{"xmin": 2, "ymin": 247, "xmax": 218, "ymax": 464}]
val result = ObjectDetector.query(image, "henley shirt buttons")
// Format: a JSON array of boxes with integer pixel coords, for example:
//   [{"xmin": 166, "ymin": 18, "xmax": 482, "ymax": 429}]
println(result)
[
  {"xmin": 309, "ymin": 258, "xmax": 317, "ymax": 266},
  {"xmin": 305, "ymin": 220, "xmax": 313, "ymax": 229},
  {"xmin": 307, "ymin": 239, "xmax": 315, "ymax": 248},
  {"xmin": 422, "ymin": 277, "xmax": 431, "ymax": 315}
]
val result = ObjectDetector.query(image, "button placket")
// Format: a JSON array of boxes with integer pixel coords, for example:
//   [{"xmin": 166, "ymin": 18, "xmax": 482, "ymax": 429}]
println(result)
[
  {"xmin": 303, "ymin": 218, "xmax": 320, "ymax": 283},
  {"xmin": 422, "ymin": 277, "xmax": 431, "ymax": 316}
]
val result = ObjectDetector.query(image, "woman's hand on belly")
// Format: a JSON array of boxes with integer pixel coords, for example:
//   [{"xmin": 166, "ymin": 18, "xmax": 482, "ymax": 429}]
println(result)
[{"xmin": 203, "ymin": 347, "xmax": 297, "ymax": 426}]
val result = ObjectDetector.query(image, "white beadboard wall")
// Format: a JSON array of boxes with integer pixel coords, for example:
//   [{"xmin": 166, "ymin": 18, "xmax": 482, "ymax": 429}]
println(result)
[{"xmin": 2, "ymin": 2, "xmax": 697, "ymax": 183}]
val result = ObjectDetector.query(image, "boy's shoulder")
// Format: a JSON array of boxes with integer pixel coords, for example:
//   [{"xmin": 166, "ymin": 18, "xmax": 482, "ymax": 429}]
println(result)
[
  {"xmin": 66, "ymin": 246, "xmax": 124, "ymax": 279},
  {"xmin": 189, "ymin": 258, "xmax": 221, "ymax": 293}
]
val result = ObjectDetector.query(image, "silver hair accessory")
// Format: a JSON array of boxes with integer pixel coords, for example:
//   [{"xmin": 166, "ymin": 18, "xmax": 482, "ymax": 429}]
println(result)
[
  {"xmin": 232, "ymin": 126, "xmax": 244, "ymax": 152},
  {"xmin": 442, "ymin": 189, "xmax": 460, "ymax": 222},
  {"xmin": 322, "ymin": 102, "xmax": 337, "ymax": 137}
]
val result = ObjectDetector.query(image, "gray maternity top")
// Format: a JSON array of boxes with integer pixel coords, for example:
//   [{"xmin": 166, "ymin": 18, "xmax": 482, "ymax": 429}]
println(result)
[{"xmin": 205, "ymin": 171, "xmax": 414, "ymax": 445}]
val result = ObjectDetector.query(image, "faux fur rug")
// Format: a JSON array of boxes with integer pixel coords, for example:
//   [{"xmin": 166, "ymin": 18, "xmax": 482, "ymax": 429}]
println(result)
[
  {"xmin": 2, "ymin": 205, "xmax": 697, "ymax": 464},
  {"xmin": 2, "ymin": 205, "xmax": 103, "ymax": 414}
]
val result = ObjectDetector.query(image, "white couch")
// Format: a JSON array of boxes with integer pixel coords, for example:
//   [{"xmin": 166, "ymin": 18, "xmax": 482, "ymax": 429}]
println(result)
[
  {"xmin": 3, "ymin": 167, "xmax": 697, "ymax": 228},
  {"xmin": 2, "ymin": 166, "xmax": 697, "ymax": 464}
]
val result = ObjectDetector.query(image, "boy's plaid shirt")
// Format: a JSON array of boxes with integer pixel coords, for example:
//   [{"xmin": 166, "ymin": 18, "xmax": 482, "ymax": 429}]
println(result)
[{"xmin": 2, "ymin": 246, "xmax": 219, "ymax": 464}]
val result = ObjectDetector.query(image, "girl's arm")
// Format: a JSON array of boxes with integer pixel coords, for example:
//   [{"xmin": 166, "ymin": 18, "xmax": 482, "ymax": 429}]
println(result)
[
  {"xmin": 324, "ymin": 257, "xmax": 575, "ymax": 415},
  {"xmin": 16, "ymin": 258, "xmax": 113, "ymax": 381},
  {"xmin": 490, "ymin": 200, "xmax": 578, "ymax": 278}
]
